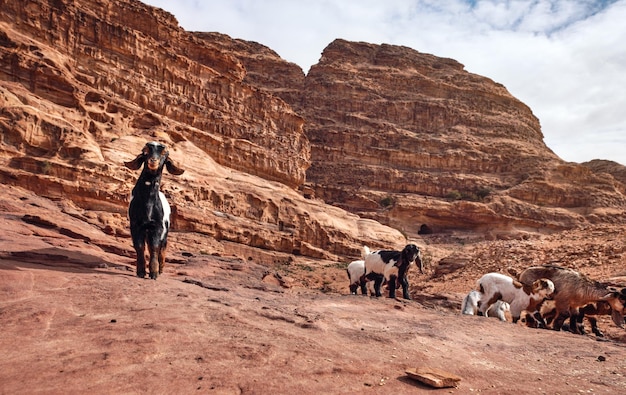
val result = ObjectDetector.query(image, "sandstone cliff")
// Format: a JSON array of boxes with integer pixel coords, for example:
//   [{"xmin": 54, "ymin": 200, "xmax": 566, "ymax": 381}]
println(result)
[
  {"xmin": 0, "ymin": 0, "xmax": 403, "ymax": 262},
  {"xmin": 0, "ymin": 0, "xmax": 308, "ymax": 187},
  {"xmin": 229, "ymin": 37, "xmax": 626, "ymax": 235},
  {"xmin": 3, "ymin": 2, "xmax": 626, "ymax": 391},
  {"xmin": 1, "ymin": 0, "xmax": 625, "ymax": 265}
]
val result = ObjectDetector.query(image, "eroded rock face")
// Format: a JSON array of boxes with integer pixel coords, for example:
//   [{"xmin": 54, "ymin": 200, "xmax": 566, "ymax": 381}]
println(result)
[
  {"xmin": 0, "ymin": 0, "xmax": 403, "ymax": 261},
  {"xmin": 1, "ymin": 0, "xmax": 625, "ymax": 264},
  {"xmin": 0, "ymin": 0, "xmax": 308, "ymax": 188},
  {"xmin": 237, "ymin": 38, "xmax": 626, "ymax": 234}
]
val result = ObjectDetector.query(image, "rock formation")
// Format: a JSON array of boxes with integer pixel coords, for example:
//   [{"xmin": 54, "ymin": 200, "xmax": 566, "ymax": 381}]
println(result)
[
  {"xmin": 229, "ymin": 37, "xmax": 626, "ymax": 235},
  {"xmin": 0, "ymin": 0, "xmax": 404, "ymax": 262},
  {"xmin": 1, "ymin": 0, "xmax": 625, "ymax": 264},
  {"xmin": 3, "ymin": 3, "xmax": 626, "ymax": 391}
]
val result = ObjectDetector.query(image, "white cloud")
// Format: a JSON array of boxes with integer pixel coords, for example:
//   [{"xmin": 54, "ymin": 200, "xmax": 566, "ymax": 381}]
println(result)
[{"xmin": 143, "ymin": 0, "xmax": 626, "ymax": 165}]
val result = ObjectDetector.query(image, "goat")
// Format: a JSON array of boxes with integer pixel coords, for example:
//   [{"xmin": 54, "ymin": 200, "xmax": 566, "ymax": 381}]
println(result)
[
  {"xmin": 461, "ymin": 289, "xmax": 510, "ymax": 321},
  {"xmin": 363, "ymin": 244, "xmax": 422, "ymax": 299},
  {"xmin": 346, "ymin": 260, "xmax": 380, "ymax": 295},
  {"xmin": 538, "ymin": 299, "xmax": 626, "ymax": 337},
  {"xmin": 476, "ymin": 272, "xmax": 554, "ymax": 323},
  {"xmin": 347, "ymin": 260, "xmax": 367, "ymax": 295},
  {"xmin": 518, "ymin": 265, "xmax": 626, "ymax": 334},
  {"xmin": 574, "ymin": 295, "xmax": 626, "ymax": 336},
  {"xmin": 124, "ymin": 142, "xmax": 184, "ymax": 279}
]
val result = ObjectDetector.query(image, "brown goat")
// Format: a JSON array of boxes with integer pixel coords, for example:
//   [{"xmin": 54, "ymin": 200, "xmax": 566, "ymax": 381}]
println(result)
[
  {"xmin": 575, "ymin": 299, "xmax": 626, "ymax": 336},
  {"xmin": 539, "ymin": 299, "xmax": 626, "ymax": 337},
  {"xmin": 518, "ymin": 265, "xmax": 626, "ymax": 334}
]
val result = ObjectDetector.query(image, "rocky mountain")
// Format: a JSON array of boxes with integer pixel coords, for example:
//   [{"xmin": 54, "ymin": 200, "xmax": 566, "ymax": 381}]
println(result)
[
  {"xmin": 220, "ymin": 37, "xmax": 626, "ymax": 236},
  {"xmin": 2, "ymin": 1, "xmax": 626, "ymax": 392},
  {"xmin": 0, "ymin": 0, "xmax": 404, "ymax": 262},
  {"xmin": 1, "ymin": 0, "xmax": 626, "ymax": 265}
]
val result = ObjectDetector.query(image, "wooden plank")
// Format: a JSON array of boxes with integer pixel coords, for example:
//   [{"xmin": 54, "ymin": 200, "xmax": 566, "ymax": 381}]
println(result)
[{"xmin": 405, "ymin": 367, "xmax": 462, "ymax": 388}]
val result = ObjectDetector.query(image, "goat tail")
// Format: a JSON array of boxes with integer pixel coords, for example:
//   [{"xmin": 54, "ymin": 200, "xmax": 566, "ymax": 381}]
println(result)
[{"xmin": 361, "ymin": 245, "xmax": 371, "ymax": 259}]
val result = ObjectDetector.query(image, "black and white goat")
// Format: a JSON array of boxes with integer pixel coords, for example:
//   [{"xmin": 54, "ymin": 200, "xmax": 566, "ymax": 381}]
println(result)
[
  {"xmin": 124, "ymin": 142, "xmax": 184, "ymax": 279},
  {"xmin": 363, "ymin": 244, "xmax": 422, "ymax": 299}
]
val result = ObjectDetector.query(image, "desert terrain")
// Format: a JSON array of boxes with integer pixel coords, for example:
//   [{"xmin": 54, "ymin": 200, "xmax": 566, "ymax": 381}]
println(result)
[
  {"xmin": 1, "ymin": 1, "xmax": 626, "ymax": 393},
  {"xmin": 1, "ymin": 185, "xmax": 625, "ymax": 394}
]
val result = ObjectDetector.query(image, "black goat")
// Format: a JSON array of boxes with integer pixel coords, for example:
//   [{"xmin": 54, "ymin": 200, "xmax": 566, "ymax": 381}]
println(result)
[{"xmin": 124, "ymin": 142, "xmax": 184, "ymax": 279}]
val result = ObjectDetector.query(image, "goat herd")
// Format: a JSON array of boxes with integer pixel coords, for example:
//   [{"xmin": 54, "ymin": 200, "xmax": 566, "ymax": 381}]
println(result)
[
  {"xmin": 125, "ymin": 142, "xmax": 626, "ymax": 338},
  {"xmin": 348, "ymin": 243, "xmax": 626, "ymax": 338}
]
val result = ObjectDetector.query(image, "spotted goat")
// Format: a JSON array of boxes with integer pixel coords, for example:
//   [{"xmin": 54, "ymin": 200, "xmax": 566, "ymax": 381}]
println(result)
[
  {"xmin": 363, "ymin": 244, "xmax": 423, "ymax": 299},
  {"xmin": 476, "ymin": 272, "xmax": 555, "ymax": 323},
  {"xmin": 125, "ymin": 142, "xmax": 184, "ymax": 279}
]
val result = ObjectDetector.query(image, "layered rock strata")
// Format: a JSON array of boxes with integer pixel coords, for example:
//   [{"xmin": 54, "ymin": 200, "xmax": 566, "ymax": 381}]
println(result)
[{"xmin": 1, "ymin": 0, "xmax": 625, "ymax": 266}]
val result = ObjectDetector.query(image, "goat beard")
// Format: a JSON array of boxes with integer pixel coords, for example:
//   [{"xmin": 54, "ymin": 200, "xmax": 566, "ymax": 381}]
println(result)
[{"xmin": 147, "ymin": 160, "xmax": 161, "ymax": 171}]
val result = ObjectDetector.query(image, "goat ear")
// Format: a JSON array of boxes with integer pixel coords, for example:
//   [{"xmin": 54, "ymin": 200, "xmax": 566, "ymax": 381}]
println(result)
[
  {"xmin": 124, "ymin": 154, "xmax": 145, "ymax": 170},
  {"xmin": 611, "ymin": 309, "xmax": 625, "ymax": 328},
  {"xmin": 165, "ymin": 158, "xmax": 185, "ymax": 175}
]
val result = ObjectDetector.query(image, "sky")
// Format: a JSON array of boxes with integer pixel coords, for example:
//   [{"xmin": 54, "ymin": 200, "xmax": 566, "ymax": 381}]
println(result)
[{"xmin": 142, "ymin": 0, "xmax": 626, "ymax": 165}]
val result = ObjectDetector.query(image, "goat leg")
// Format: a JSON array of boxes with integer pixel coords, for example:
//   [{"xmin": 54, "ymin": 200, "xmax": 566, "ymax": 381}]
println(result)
[
  {"xmin": 373, "ymin": 276, "xmax": 384, "ymax": 297},
  {"xmin": 136, "ymin": 256, "xmax": 146, "ymax": 278},
  {"xmin": 588, "ymin": 317, "xmax": 604, "ymax": 337},
  {"xmin": 387, "ymin": 275, "xmax": 398, "ymax": 298},
  {"xmin": 552, "ymin": 311, "xmax": 570, "ymax": 331},
  {"xmin": 132, "ymin": 236, "xmax": 147, "ymax": 278},
  {"xmin": 357, "ymin": 274, "xmax": 368, "ymax": 295},
  {"xmin": 400, "ymin": 275, "xmax": 410, "ymax": 300},
  {"xmin": 148, "ymin": 246, "xmax": 159, "ymax": 280},
  {"xmin": 158, "ymin": 243, "xmax": 167, "ymax": 274},
  {"xmin": 568, "ymin": 309, "xmax": 585, "ymax": 335}
]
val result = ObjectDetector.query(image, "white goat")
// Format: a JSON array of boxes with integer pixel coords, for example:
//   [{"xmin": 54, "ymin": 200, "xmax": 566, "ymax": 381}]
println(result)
[
  {"xmin": 461, "ymin": 290, "xmax": 510, "ymax": 321},
  {"xmin": 346, "ymin": 260, "xmax": 376, "ymax": 295},
  {"xmin": 477, "ymin": 272, "xmax": 555, "ymax": 323}
]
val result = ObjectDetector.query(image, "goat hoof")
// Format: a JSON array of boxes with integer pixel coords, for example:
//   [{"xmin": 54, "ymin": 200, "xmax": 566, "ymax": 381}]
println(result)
[
  {"xmin": 149, "ymin": 273, "xmax": 158, "ymax": 280},
  {"xmin": 137, "ymin": 272, "xmax": 146, "ymax": 278}
]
